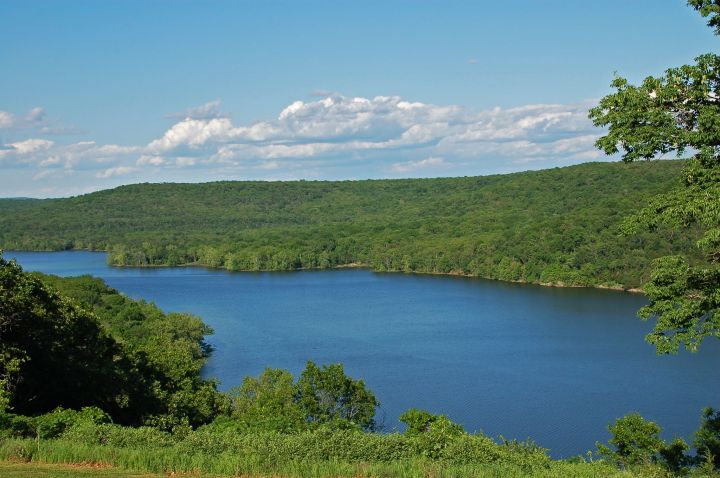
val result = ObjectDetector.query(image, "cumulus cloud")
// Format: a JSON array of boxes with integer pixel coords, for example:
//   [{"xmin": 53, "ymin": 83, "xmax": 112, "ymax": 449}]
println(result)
[
  {"xmin": 136, "ymin": 155, "xmax": 168, "ymax": 166},
  {"xmin": 0, "ymin": 107, "xmax": 78, "ymax": 135},
  {"xmin": 1, "ymin": 95, "xmax": 608, "ymax": 196},
  {"xmin": 0, "ymin": 111, "xmax": 15, "ymax": 129},
  {"xmin": 0, "ymin": 137, "xmax": 140, "ymax": 175},
  {"xmin": 96, "ymin": 166, "xmax": 136, "ymax": 179},
  {"xmin": 8, "ymin": 138, "xmax": 54, "ymax": 155},
  {"xmin": 168, "ymin": 100, "xmax": 227, "ymax": 120},
  {"xmin": 391, "ymin": 156, "xmax": 447, "ymax": 173},
  {"xmin": 140, "ymin": 95, "xmax": 599, "ymax": 172},
  {"xmin": 0, "ymin": 139, "xmax": 55, "ymax": 164},
  {"xmin": 25, "ymin": 107, "xmax": 46, "ymax": 123}
]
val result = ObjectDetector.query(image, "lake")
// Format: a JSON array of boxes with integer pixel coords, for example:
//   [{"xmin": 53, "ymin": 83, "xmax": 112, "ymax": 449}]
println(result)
[{"xmin": 6, "ymin": 250, "xmax": 720, "ymax": 457}]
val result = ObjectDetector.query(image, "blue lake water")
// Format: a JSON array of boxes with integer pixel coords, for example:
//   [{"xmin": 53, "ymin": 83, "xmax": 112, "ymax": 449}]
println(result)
[{"xmin": 6, "ymin": 250, "xmax": 720, "ymax": 458}]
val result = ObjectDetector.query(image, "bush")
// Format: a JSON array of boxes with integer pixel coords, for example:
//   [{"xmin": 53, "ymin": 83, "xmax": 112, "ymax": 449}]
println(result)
[{"xmin": 597, "ymin": 413, "xmax": 665, "ymax": 467}]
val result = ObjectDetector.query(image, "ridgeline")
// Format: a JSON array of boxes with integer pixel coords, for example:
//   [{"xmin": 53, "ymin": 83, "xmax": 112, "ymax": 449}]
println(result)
[{"xmin": 0, "ymin": 160, "xmax": 697, "ymax": 289}]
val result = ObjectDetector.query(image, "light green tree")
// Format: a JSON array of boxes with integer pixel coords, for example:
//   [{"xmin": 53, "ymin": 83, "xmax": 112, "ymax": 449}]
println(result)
[
  {"xmin": 295, "ymin": 361, "xmax": 379, "ymax": 431},
  {"xmin": 597, "ymin": 413, "xmax": 665, "ymax": 467},
  {"xmin": 229, "ymin": 368, "xmax": 306, "ymax": 432}
]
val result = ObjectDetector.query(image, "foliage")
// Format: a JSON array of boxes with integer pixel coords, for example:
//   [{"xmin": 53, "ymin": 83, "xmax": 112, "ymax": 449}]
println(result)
[
  {"xmin": 227, "ymin": 365, "xmax": 379, "ymax": 433},
  {"xmin": 0, "ymin": 161, "xmax": 696, "ymax": 289},
  {"xmin": 295, "ymin": 361, "xmax": 379, "ymax": 432},
  {"xmin": 0, "ymin": 417, "xmax": 553, "ymax": 475},
  {"xmin": 589, "ymin": 4, "xmax": 720, "ymax": 353},
  {"xmin": 228, "ymin": 368, "xmax": 306, "ymax": 432},
  {"xmin": 597, "ymin": 413, "xmax": 665, "ymax": 467},
  {"xmin": 695, "ymin": 407, "xmax": 720, "ymax": 469},
  {"xmin": 0, "ymin": 255, "xmax": 141, "ymax": 419},
  {"xmin": 9, "ymin": 411, "xmax": 719, "ymax": 477},
  {"xmin": 596, "ymin": 412, "xmax": 699, "ymax": 475},
  {"xmin": 0, "ymin": 253, "xmax": 226, "ymax": 427},
  {"xmin": 400, "ymin": 408, "xmax": 463, "ymax": 436},
  {"xmin": 690, "ymin": 0, "xmax": 720, "ymax": 35},
  {"xmin": 399, "ymin": 410, "xmax": 466, "ymax": 459},
  {"xmin": 659, "ymin": 437, "xmax": 692, "ymax": 474},
  {"xmin": 31, "ymin": 407, "xmax": 111, "ymax": 440}
]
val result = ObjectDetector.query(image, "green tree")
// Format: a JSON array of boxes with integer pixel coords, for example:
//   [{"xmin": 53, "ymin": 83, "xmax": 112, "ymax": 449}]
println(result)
[
  {"xmin": 694, "ymin": 407, "xmax": 720, "ymax": 469},
  {"xmin": 229, "ymin": 368, "xmax": 305, "ymax": 432},
  {"xmin": 37, "ymin": 273, "xmax": 225, "ymax": 428},
  {"xmin": 0, "ymin": 253, "xmax": 139, "ymax": 419},
  {"xmin": 399, "ymin": 408, "xmax": 465, "ymax": 459},
  {"xmin": 295, "ymin": 361, "xmax": 379, "ymax": 431},
  {"xmin": 399, "ymin": 408, "xmax": 440, "ymax": 435},
  {"xmin": 597, "ymin": 413, "xmax": 665, "ymax": 467},
  {"xmin": 690, "ymin": 0, "xmax": 720, "ymax": 34},
  {"xmin": 589, "ymin": 1, "xmax": 720, "ymax": 353},
  {"xmin": 1, "ymin": 254, "xmax": 226, "ymax": 427}
]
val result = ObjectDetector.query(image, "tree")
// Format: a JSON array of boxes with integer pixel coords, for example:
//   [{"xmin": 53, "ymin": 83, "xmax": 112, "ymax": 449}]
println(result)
[
  {"xmin": 597, "ymin": 413, "xmax": 665, "ymax": 467},
  {"xmin": 589, "ymin": 1, "xmax": 720, "ymax": 353},
  {"xmin": 694, "ymin": 407, "xmax": 720, "ymax": 469},
  {"xmin": 690, "ymin": 0, "xmax": 720, "ymax": 34},
  {"xmin": 0, "ymin": 253, "xmax": 138, "ymax": 418},
  {"xmin": 229, "ymin": 368, "xmax": 305, "ymax": 432},
  {"xmin": 295, "ymin": 361, "xmax": 379, "ymax": 431}
]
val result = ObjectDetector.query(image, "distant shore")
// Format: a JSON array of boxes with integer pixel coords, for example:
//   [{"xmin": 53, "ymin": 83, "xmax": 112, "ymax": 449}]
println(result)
[{"xmin": 6, "ymin": 248, "xmax": 645, "ymax": 294}]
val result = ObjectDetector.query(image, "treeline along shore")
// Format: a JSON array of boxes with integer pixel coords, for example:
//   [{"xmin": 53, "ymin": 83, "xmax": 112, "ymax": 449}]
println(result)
[{"xmin": 0, "ymin": 160, "xmax": 700, "ymax": 290}]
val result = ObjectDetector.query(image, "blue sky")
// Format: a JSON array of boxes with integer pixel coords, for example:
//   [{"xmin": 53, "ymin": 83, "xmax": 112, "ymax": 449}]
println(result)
[{"xmin": 0, "ymin": 0, "xmax": 717, "ymax": 197}]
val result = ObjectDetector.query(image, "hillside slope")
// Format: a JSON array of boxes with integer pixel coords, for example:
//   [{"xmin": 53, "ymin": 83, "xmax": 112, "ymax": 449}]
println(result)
[{"xmin": 0, "ymin": 160, "xmax": 697, "ymax": 288}]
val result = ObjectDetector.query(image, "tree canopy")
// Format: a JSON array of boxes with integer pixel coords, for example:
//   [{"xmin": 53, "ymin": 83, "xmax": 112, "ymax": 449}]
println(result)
[
  {"xmin": 0, "ymin": 161, "xmax": 697, "ymax": 290},
  {"xmin": 228, "ymin": 364, "xmax": 380, "ymax": 432},
  {"xmin": 589, "ymin": 1, "xmax": 720, "ymax": 353},
  {"xmin": 0, "ymin": 252, "xmax": 227, "ymax": 427}
]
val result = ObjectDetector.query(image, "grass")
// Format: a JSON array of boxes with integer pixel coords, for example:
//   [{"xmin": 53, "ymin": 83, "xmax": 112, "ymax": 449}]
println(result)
[
  {"xmin": 0, "ymin": 460, "xmax": 647, "ymax": 478},
  {"xmin": 0, "ymin": 461, "xmax": 167, "ymax": 477},
  {"xmin": 0, "ymin": 440, "xmax": 683, "ymax": 478}
]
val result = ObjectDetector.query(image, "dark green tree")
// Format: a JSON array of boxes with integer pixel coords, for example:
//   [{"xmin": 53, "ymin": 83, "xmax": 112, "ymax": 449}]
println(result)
[
  {"xmin": 690, "ymin": 0, "xmax": 720, "ymax": 34},
  {"xmin": 589, "ymin": 1, "xmax": 720, "ymax": 353},
  {"xmin": 0, "ymin": 253, "xmax": 141, "ymax": 419},
  {"xmin": 36, "ymin": 272, "xmax": 227, "ymax": 428},
  {"xmin": 694, "ymin": 407, "xmax": 720, "ymax": 469}
]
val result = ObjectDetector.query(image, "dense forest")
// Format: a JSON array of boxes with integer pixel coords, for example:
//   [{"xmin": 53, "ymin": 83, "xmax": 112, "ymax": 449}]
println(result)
[
  {"xmin": 1, "ymin": 255, "xmax": 718, "ymax": 477},
  {"xmin": 0, "ymin": 160, "xmax": 700, "ymax": 289}
]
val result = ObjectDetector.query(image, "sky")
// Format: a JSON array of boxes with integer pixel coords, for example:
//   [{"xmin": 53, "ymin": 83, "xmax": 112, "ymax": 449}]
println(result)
[{"xmin": 0, "ymin": 0, "xmax": 718, "ymax": 198}]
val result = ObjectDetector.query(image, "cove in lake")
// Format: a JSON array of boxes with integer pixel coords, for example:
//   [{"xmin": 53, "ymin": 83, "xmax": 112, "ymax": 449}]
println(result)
[{"xmin": 7, "ymin": 250, "xmax": 720, "ymax": 458}]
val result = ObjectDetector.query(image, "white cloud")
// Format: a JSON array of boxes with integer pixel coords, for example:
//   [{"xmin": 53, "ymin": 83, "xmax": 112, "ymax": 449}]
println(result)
[
  {"xmin": 0, "ymin": 107, "xmax": 78, "ymax": 136},
  {"xmin": 0, "ymin": 95, "xmax": 609, "ymax": 196},
  {"xmin": 391, "ymin": 156, "xmax": 447, "ymax": 173},
  {"xmin": 137, "ymin": 155, "xmax": 167, "ymax": 166},
  {"xmin": 139, "ymin": 95, "xmax": 599, "ymax": 173},
  {"xmin": 147, "ymin": 117, "xmax": 236, "ymax": 153},
  {"xmin": 0, "ymin": 137, "xmax": 140, "ymax": 175},
  {"xmin": 168, "ymin": 100, "xmax": 227, "ymax": 120},
  {"xmin": 96, "ymin": 166, "xmax": 136, "ymax": 179},
  {"xmin": 0, "ymin": 111, "xmax": 15, "ymax": 129},
  {"xmin": 25, "ymin": 107, "xmax": 46, "ymax": 123},
  {"xmin": 9, "ymin": 138, "xmax": 55, "ymax": 155}
]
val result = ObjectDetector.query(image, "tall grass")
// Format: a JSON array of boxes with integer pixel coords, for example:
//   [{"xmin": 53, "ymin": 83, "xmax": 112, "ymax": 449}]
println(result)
[{"xmin": 0, "ymin": 437, "xmax": 704, "ymax": 478}]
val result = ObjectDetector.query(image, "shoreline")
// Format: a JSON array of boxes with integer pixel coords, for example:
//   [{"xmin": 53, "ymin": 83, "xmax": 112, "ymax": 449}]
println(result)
[{"xmin": 5, "ymin": 248, "xmax": 645, "ymax": 295}]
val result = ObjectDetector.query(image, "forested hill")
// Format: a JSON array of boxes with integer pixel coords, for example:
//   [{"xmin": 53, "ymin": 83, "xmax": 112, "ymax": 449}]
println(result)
[{"xmin": 0, "ymin": 160, "xmax": 698, "ymax": 288}]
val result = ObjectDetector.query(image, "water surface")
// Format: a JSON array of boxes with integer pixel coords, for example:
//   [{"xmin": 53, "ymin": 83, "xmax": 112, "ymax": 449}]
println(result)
[{"xmin": 8, "ymin": 250, "xmax": 720, "ymax": 457}]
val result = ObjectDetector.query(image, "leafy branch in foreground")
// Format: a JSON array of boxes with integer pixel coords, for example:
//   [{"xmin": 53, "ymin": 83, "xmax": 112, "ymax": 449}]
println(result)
[{"xmin": 589, "ymin": 3, "xmax": 720, "ymax": 353}]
